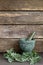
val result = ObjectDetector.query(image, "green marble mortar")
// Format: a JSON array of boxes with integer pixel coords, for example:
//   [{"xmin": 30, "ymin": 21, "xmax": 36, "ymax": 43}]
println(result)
[{"xmin": 19, "ymin": 32, "xmax": 36, "ymax": 52}]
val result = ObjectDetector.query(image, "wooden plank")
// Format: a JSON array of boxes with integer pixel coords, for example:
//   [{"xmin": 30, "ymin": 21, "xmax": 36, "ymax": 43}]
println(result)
[
  {"xmin": 0, "ymin": 38, "xmax": 43, "ymax": 52},
  {"xmin": 0, "ymin": 12, "xmax": 43, "ymax": 24},
  {"xmin": 34, "ymin": 39, "xmax": 43, "ymax": 52},
  {"xmin": 0, "ymin": 39, "xmax": 20, "ymax": 52},
  {"xmin": 0, "ymin": 25, "xmax": 42, "ymax": 38},
  {"xmin": 0, "ymin": 0, "xmax": 43, "ymax": 10}
]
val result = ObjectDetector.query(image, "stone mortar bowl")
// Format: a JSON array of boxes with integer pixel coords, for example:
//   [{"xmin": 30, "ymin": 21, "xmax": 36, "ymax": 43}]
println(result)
[{"xmin": 19, "ymin": 32, "xmax": 36, "ymax": 52}]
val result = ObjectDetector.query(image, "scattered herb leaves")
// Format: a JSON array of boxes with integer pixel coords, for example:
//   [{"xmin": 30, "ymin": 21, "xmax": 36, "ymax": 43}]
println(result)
[{"xmin": 4, "ymin": 49, "xmax": 41, "ymax": 65}]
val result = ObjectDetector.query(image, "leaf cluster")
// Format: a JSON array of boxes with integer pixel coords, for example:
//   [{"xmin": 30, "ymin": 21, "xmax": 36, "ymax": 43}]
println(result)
[{"xmin": 4, "ymin": 49, "xmax": 41, "ymax": 65}]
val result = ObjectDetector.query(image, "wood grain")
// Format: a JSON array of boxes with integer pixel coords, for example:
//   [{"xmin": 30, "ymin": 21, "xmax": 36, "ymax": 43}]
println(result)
[
  {"xmin": 0, "ymin": 12, "xmax": 43, "ymax": 24},
  {"xmin": 0, "ymin": 0, "xmax": 43, "ymax": 10},
  {"xmin": 0, "ymin": 25, "xmax": 42, "ymax": 38},
  {"xmin": 0, "ymin": 39, "xmax": 20, "ymax": 52},
  {"xmin": 0, "ymin": 0, "xmax": 43, "ymax": 53},
  {"xmin": 34, "ymin": 39, "xmax": 43, "ymax": 52},
  {"xmin": 0, "ymin": 38, "xmax": 43, "ymax": 52}
]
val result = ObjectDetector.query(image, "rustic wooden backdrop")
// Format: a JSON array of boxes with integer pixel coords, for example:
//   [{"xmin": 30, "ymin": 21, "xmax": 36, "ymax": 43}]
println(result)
[{"xmin": 0, "ymin": 0, "xmax": 43, "ymax": 52}]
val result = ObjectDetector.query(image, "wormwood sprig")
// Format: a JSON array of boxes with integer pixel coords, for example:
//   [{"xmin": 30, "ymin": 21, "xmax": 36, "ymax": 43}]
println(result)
[{"xmin": 4, "ymin": 49, "xmax": 41, "ymax": 65}]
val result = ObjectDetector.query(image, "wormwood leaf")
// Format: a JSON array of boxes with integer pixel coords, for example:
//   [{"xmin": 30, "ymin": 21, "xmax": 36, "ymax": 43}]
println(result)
[
  {"xmin": 30, "ymin": 56, "xmax": 41, "ymax": 65},
  {"xmin": 4, "ymin": 49, "xmax": 41, "ymax": 65}
]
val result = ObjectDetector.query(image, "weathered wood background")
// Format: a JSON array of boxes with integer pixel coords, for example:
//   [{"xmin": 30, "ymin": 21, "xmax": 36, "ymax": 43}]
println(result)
[
  {"xmin": 0, "ymin": 0, "xmax": 43, "ymax": 10},
  {"xmin": 0, "ymin": 0, "xmax": 43, "ymax": 52}
]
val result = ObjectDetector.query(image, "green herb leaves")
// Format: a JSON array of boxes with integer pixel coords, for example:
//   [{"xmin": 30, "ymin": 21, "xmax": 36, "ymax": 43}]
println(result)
[
  {"xmin": 4, "ymin": 49, "xmax": 41, "ymax": 65},
  {"xmin": 4, "ymin": 49, "xmax": 15, "ymax": 63}
]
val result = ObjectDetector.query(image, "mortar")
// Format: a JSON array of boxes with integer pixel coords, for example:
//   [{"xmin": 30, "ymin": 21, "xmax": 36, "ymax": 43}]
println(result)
[{"xmin": 19, "ymin": 32, "xmax": 36, "ymax": 52}]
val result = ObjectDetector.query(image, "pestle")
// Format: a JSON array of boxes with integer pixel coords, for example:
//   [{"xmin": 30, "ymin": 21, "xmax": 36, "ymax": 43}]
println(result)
[{"xmin": 26, "ymin": 32, "xmax": 35, "ymax": 41}]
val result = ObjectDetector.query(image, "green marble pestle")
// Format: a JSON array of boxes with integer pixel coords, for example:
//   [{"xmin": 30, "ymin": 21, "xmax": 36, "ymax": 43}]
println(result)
[{"xmin": 19, "ymin": 32, "xmax": 36, "ymax": 52}]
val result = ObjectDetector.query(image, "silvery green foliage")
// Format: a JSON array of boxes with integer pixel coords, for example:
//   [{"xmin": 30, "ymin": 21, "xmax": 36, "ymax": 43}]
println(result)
[{"xmin": 4, "ymin": 49, "xmax": 41, "ymax": 65}]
